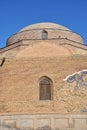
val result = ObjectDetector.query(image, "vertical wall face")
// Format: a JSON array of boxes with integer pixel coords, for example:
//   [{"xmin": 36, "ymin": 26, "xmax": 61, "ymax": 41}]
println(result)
[
  {"xmin": 0, "ymin": 114, "xmax": 87, "ymax": 130},
  {"xmin": 0, "ymin": 56, "xmax": 87, "ymax": 114},
  {"xmin": 0, "ymin": 22, "xmax": 87, "ymax": 129}
]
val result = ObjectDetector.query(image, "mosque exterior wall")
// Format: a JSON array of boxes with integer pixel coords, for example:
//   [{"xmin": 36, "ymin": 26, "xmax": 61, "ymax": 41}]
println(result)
[
  {"xmin": 0, "ymin": 114, "xmax": 87, "ymax": 130},
  {"xmin": 0, "ymin": 22, "xmax": 87, "ymax": 129},
  {"xmin": 0, "ymin": 56, "xmax": 87, "ymax": 114}
]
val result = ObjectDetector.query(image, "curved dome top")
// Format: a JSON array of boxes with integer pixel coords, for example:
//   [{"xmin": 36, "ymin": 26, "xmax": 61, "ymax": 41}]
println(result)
[
  {"xmin": 7, "ymin": 22, "xmax": 84, "ymax": 46},
  {"xmin": 19, "ymin": 22, "xmax": 71, "ymax": 32}
]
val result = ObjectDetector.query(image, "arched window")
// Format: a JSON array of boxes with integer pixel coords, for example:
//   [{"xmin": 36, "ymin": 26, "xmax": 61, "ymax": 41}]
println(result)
[
  {"xmin": 39, "ymin": 76, "xmax": 52, "ymax": 100},
  {"xmin": 42, "ymin": 30, "xmax": 48, "ymax": 39}
]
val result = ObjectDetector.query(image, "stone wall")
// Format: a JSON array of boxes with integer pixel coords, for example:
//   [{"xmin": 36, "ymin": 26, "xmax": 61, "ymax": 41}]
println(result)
[
  {"xmin": 1, "ymin": 39, "xmax": 87, "ymax": 58},
  {"xmin": 7, "ymin": 28, "xmax": 84, "ymax": 46},
  {"xmin": 0, "ymin": 114, "xmax": 87, "ymax": 130},
  {"xmin": 0, "ymin": 56, "xmax": 87, "ymax": 114}
]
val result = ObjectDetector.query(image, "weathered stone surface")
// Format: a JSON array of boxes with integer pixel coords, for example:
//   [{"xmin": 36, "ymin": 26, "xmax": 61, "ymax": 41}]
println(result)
[
  {"xmin": 0, "ymin": 22, "xmax": 87, "ymax": 129},
  {"xmin": 0, "ymin": 114, "xmax": 87, "ymax": 130},
  {"xmin": 7, "ymin": 22, "xmax": 84, "ymax": 46},
  {"xmin": 0, "ymin": 56, "xmax": 87, "ymax": 114},
  {"xmin": 3, "ymin": 119, "xmax": 16, "ymax": 128}
]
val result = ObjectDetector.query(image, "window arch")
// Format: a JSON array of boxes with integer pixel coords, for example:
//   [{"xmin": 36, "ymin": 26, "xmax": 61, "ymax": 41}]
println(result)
[
  {"xmin": 42, "ymin": 30, "xmax": 48, "ymax": 39},
  {"xmin": 39, "ymin": 76, "xmax": 53, "ymax": 100}
]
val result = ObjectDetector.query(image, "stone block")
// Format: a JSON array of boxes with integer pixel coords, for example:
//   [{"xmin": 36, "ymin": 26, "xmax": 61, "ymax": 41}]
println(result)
[
  {"xmin": 3, "ymin": 119, "xmax": 16, "ymax": 128},
  {"xmin": 37, "ymin": 118, "xmax": 51, "ymax": 130},
  {"xmin": 17, "ymin": 119, "xmax": 34, "ymax": 129},
  {"xmin": 54, "ymin": 118, "xmax": 69, "ymax": 129},
  {"xmin": 74, "ymin": 118, "xmax": 87, "ymax": 128}
]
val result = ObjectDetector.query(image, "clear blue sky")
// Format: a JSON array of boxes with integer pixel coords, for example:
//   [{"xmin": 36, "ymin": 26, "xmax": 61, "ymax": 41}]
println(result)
[{"xmin": 0, "ymin": 0, "xmax": 87, "ymax": 48}]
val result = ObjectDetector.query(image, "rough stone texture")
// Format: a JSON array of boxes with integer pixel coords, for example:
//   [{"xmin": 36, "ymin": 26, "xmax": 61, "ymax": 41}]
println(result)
[
  {"xmin": 6, "ymin": 22, "xmax": 84, "ymax": 46},
  {"xmin": 0, "ymin": 39, "xmax": 87, "ymax": 58},
  {"xmin": 0, "ymin": 56, "xmax": 87, "ymax": 114},
  {"xmin": 0, "ymin": 114, "xmax": 87, "ymax": 130},
  {"xmin": 0, "ymin": 22, "xmax": 87, "ymax": 129}
]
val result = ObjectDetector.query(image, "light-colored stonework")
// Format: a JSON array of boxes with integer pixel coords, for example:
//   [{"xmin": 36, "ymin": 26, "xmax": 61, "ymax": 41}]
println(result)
[
  {"xmin": 0, "ymin": 114, "xmax": 87, "ymax": 130},
  {"xmin": 0, "ymin": 22, "xmax": 87, "ymax": 129}
]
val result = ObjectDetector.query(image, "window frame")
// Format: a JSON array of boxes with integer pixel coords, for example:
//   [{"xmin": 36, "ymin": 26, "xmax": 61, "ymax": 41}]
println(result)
[
  {"xmin": 39, "ymin": 76, "xmax": 53, "ymax": 101},
  {"xmin": 42, "ymin": 30, "xmax": 48, "ymax": 39}
]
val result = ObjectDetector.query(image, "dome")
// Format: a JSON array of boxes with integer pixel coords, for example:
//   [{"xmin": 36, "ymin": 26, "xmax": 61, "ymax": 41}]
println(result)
[
  {"xmin": 6, "ymin": 22, "xmax": 84, "ymax": 46},
  {"xmin": 19, "ymin": 22, "xmax": 71, "ymax": 32}
]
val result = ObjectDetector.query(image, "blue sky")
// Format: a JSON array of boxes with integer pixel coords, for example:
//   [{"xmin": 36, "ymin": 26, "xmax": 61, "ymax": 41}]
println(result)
[{"xmin": 0, "ymin": 0, "xmax": 87, "ymax": 48}]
